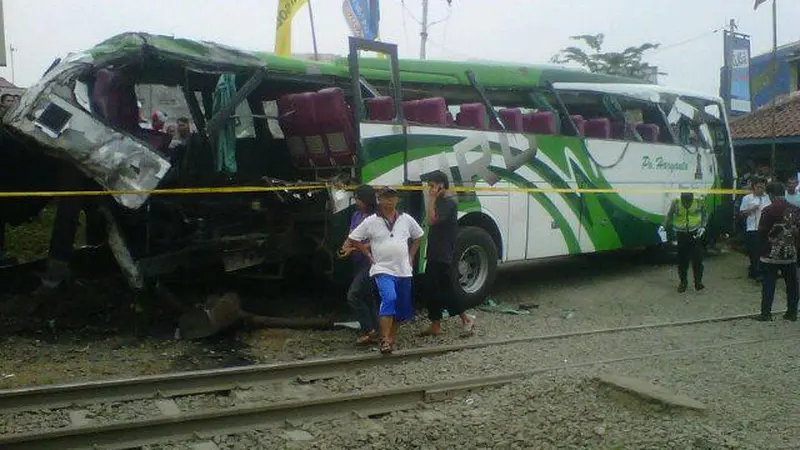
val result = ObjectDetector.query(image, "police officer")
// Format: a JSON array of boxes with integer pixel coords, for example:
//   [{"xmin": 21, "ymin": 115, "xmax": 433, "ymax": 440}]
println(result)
[{"xmin": 663, "ymin": 188, "xmax": 708, "ymax": 293}]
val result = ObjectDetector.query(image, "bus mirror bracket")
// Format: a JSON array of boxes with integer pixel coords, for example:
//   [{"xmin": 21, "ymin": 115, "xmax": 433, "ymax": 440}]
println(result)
[
  {"xmin": 466, "ymin": 70, "xmax": 504, "ymax": 131},
  {"xmin": 348, "ymin": 37, "xmax": 405, "ymax": 180},
  {"xmin": 348, "ymin": 37, "xmax": 404, "ymax": 125},
  {"xmin": 545, "ymin": 82, "xmax": 581, "ymax": 137}
]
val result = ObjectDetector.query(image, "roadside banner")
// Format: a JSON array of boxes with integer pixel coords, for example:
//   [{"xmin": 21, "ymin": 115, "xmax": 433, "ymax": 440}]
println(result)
[
  {"xmin": 275, "ymin": 0, "xmax": 309, "ymax": 56},
  {"xmin": 343, "ymin": 0, "xmax": 380, "ymax": 40}
]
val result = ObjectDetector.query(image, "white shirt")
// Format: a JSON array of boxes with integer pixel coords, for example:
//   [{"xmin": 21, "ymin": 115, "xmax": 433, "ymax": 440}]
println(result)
[
  {"xmin": 348, "ymin": 212, "xmax": 424, "ymax": 278},
  {"xmin": 739, "ymin": 193, "xmax": 771, "ymax": 232}
]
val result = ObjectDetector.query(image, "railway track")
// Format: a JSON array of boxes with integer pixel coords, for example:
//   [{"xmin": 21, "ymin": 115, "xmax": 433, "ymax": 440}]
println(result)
[
  {"xmin": 0, "ymin": 312, "xmax": 788, "ymax": 449},
  {"xmin": 0, "ymin": 311, "xmax": 771, "ymax": 414},
  {"xmin": 1, "ymin": 332, "xmax": 795, "ymax": 450}
]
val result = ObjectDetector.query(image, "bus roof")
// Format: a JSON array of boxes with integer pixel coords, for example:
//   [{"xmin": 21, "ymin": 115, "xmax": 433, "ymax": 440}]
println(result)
[
  {"xmin": 87, "ymin": 33, "xmax": 649, "ymax": 87},
  {"xmin": 552, "ymin": 82, "xmax": 723, "ymax": 105},
  {"xmin": 334, "ymin": 57, "xmax": 648, "ymax": 88}
]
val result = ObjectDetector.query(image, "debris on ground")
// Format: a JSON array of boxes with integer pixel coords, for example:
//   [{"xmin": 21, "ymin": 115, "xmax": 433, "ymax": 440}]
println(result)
[
  {"xmin": 477, "ymin": 299, "xmax": 531, "ymax": 315},
  {"xmin": 177, "ymin": 292, "xmax": 337, "ymax": 340}
]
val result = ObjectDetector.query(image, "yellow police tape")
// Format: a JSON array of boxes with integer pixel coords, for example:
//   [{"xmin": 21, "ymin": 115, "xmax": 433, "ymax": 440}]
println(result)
[{"xmin": 0, "ymin": 184, "xmax": 750, "ymax": 198}]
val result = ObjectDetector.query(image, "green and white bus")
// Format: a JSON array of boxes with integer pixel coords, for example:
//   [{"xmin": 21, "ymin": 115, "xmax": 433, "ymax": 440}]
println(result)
[{"xmin": 1, "ymin": 34, "xmax": 735, "ymax": 306}]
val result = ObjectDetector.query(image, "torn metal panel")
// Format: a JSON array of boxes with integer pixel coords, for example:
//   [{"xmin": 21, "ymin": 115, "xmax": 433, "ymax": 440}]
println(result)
[
  {"xmin": 9, "ymin": 94, "xmax": 170, "ymax": 209},
  {"xmin": 4, "ymin": 49, "xmax": 171, "ymax": 210},
  {"xmin": 106, "ymin": 214, "xmax": 144, "ymax": 289}
]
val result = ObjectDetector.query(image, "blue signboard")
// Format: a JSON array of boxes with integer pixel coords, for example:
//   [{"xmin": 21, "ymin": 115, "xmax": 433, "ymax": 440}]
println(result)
[
  {"xmin": 723, "ymin": 31, "xmax": 752, "ymax": 114},
  {"xmin": 343, "ymin": 0, "xmax": 380, "ymax": 40}
]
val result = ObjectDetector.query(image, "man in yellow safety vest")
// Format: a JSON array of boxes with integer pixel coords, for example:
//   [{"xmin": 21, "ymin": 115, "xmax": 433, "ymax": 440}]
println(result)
[{"xmin": 663, "ymin": 189, "xmax": 708, "ymax": 293}]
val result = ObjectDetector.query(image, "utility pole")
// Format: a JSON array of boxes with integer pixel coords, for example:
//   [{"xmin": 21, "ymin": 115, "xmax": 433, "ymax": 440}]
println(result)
[
  {"xmin": 307, "ymin": 0, "xmax": 319, "ymax": 61},
  {"xmin": 419, "ymin": 0, "xmax": 429, "ymax": 60}
]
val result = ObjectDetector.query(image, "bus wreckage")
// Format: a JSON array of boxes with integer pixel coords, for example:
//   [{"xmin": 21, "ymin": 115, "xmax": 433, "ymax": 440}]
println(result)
[{"xmin": 1, "ymin": 32, "xmax": 736, "ymax": 307}]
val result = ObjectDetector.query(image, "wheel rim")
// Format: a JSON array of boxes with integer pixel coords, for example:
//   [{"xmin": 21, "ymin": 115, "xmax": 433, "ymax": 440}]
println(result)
[{"xmin": 457, "ymin": 244, "xmax": 489, "ymax": 294}]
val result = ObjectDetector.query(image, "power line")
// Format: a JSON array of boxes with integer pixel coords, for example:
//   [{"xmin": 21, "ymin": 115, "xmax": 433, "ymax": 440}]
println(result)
[{"xmin": 649, "ymin": 27, "xmax": 724, "ymax": 55}]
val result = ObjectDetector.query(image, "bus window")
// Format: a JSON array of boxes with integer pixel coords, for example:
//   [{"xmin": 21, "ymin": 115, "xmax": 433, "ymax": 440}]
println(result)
[
  {"xmin": 664, "ymin": 96, "xmax": 727, "ymax": 151},
  {"xmin": 557, "ymin": 90, "xmax": 617, "ymax": 140}
]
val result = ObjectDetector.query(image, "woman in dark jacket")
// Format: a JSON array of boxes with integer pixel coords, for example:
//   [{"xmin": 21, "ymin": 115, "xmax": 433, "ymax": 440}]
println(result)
[{"xmin": 339, "ymin": 185, "xmax": 379, "ymax": 344}]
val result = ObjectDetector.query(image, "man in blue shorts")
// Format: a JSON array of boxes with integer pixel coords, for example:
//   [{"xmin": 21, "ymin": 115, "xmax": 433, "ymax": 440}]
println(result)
[{"xmin": 348, "ymin": 187, "xmax": 424, "ymax": 354}]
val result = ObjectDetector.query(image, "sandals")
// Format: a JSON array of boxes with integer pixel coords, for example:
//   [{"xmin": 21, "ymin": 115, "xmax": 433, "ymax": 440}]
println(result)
[
  {"xmin": 356, "ymin": 330, "xmax": 378, "ymax": 345},
  {"xmin": 380, "ymin": 339, "xmax": 393, "ymax": 354}
]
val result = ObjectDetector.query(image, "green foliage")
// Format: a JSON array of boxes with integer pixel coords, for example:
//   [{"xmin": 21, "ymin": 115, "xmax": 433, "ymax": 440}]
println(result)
[
  {"xmin": 551, "ymin": 33, "xmax": 664, "ymax": 81},
  {"xmin": 5, "ymin": 207, "xmax": 55, "ymax": 262},
  {"xmin": 5, "ymin": 206, "xmax": 87, "ymax": 263}
]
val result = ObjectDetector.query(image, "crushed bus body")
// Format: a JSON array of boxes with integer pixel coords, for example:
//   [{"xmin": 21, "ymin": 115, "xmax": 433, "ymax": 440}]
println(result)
[
  {"xmin": 1, "ymin": 33, "xmax": 736, "ymax": 306},
  {"xmin": 2, "ymin": 33, "xmax": 355, "ymax": 290}
]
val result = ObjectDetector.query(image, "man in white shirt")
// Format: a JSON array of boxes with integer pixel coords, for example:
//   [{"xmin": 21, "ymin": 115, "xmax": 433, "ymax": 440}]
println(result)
[
  {"xmin": 739, "ymin": 178, "xmax": 770, "ymax": 280},
  {"xmin": 348, "ymin": 187, "xmax": 424, "ymax": 354},
  {"xmin": 785, "ymin": 176, "xmax": 800, "ymax": 207}
]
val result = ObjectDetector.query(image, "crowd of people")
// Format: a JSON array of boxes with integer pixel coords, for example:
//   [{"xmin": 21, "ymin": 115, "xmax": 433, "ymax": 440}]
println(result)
[
  {"xmin": 663, "ymin": 174, "xmax": 800, "ymax": 322},
  {"xmin": 339, "ymin": 171, "xmax": 474, "ymax": 354}
]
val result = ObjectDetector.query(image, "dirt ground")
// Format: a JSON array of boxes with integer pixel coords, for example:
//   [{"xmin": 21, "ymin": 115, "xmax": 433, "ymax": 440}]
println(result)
[{"xmin": 0, "ymin": 248, "xmax": 771, "ymax": 390}]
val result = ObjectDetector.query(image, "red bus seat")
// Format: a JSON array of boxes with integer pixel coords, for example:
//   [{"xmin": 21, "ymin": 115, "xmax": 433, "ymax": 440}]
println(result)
[
  {"xmin": 458, "ymin": 103, "xmax": 487, "ymax": 129},
  {"xmin": 316, "ymin": 87, "xmax": 357, "ymax": 166},
  {"xmin": 523, "ymin": 111, "xmax": 557, "ymax": 135},
  {"xmin": 585, "ymin": 118, "xmax": 612, "ymax": 139},
  {"xmin": 498, "ymin": 108, "xmax": 523, "ymax": 132},
  {"xmin": 636, "ymin": 123, "xmax": 660, "ymax": 142},
  {"xmin": 365, "ymin": 96, "xmax": 394, "ymax": 121},
  {"xmin": 278, "ymin": 93, "xmax": 314, "ymax": 167},
  {"xmin": 92, "ymin": 68, "xmax": 141, "ymax": 135},
  {"xmin": 416, "ymin": 97, "xmax": 448, "ymax": 126}
]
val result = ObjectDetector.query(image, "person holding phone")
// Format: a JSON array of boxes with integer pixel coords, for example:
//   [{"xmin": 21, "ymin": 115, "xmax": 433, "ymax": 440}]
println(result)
[{"xmin": 419, "ymin": 170, "xmax": 474, "ymax": 337}]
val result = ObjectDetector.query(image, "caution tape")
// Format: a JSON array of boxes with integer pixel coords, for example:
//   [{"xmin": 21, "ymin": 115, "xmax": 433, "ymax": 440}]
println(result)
[{"xmin": 0, "ymin": 184, "xmax": 750, "ymax": 198}]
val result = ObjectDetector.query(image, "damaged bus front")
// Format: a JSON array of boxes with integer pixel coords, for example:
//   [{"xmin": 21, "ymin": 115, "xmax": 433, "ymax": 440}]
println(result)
[{"xmin": 3, "ymin": 33, "xmax": 358, "ymax": 289}]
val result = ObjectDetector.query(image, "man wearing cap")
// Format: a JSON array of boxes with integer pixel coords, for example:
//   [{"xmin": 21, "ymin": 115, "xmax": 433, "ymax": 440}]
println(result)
[
  {"xmin": 663, "ymin": 189, "xmax": 708, "ymax": 293},
  {"xmin": 347, "ymin": 186, "xmax": 425, "ymax": 354},
  {"xmin": 419, "ymin": 170, "xmax": 474, "ymax": 337}
]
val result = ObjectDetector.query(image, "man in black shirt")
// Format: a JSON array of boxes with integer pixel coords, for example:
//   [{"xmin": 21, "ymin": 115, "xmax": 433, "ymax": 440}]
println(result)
[{"xmin": 419, "ymin": 170, "xmax": 475, "ymax": 337}]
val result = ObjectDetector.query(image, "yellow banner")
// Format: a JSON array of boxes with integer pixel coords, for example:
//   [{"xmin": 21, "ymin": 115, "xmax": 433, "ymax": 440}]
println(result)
[{"xmin": 275, "ymin": 0, "xmax": 309, "ymax": 56}]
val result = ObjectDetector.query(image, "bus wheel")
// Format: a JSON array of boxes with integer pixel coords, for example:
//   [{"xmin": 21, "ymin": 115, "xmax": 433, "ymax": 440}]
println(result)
[{"xmin": 451, "ymin": 226, "xmax": 498, "ymax": 309}]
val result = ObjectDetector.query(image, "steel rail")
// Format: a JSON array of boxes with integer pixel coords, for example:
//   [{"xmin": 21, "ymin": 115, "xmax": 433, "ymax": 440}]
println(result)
[
  {"xmin": 0, "ymin": 311, "xmax": 771, "ymax": 413},
  {"xmin": 1, "ymin": 334, "xmax": 794, "ymax": 450}
]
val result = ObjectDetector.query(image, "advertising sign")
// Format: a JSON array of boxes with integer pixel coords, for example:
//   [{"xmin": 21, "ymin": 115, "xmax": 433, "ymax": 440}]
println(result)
[{"xmin": 723, "ymin": 31, "xmax": 752, "ymax": 114}]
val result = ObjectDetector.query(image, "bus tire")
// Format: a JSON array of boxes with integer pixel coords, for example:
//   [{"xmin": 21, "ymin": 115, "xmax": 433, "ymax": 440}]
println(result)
[{"xmin": 450, "ymin": 226, "xmax": 498, "ymax": 309}]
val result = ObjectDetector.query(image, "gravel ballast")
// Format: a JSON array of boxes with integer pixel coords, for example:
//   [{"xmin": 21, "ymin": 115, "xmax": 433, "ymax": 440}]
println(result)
[{"xmin": 2, "ymin": 250, "xmax": 795, "ymax": 448}]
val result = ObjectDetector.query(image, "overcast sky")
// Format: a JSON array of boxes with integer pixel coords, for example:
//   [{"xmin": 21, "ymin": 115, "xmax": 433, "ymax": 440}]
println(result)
[{"xmin": 1, "ymin": 0, "xmax": 797, "ymax": 95}]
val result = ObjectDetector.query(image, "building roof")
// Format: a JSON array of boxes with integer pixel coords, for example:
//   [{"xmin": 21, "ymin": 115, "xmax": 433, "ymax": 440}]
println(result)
[
  {"xmin": 730, "ymin": 91, "xmax": 800, "ymax": 141},
  {"xmin": 0, "ymin": 77, "xmax": 17, "ymax": 88}
]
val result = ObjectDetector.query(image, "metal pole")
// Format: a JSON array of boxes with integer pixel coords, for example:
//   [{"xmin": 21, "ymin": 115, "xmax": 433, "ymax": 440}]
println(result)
[
  {"xmin": 419, "ymin": 0, "xmax": 429, "ymax": 60},
  {"xmin": 307, "ymin": 0, "xmax": 319, "ymax": 60},
  {"xmin": 9, "ymin": 45, "xmax": 14, "ymax": 85},
  {"xmin": 770, "ymin": 0, "xmax": 777, "ymax": 171}
]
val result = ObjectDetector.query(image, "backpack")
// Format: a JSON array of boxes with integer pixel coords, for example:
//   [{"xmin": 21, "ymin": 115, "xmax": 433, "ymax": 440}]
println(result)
[{"xmin": 767, "ymin": 206, "xmax": 800, "ymax": 262}]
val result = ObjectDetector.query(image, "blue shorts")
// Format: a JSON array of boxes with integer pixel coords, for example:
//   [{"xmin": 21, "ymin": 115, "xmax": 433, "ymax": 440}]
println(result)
[{"xmin": 374, "ymin": 275, "xmax": 414, "ymax": 322}]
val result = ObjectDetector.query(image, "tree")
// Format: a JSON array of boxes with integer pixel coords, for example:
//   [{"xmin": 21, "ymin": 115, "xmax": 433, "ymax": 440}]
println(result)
[{"xmin": 551, "ymin": 34, "xmax": 664, "ymax": 81}]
